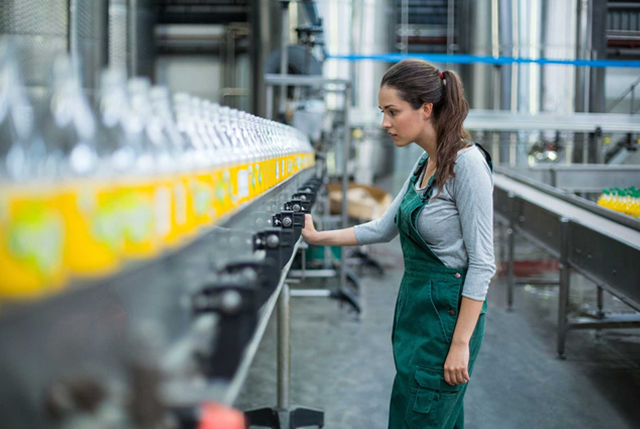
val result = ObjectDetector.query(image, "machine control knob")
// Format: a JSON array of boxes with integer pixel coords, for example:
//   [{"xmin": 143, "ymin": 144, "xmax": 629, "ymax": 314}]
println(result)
[
  {"xmin": 266, "ymin": 234, "xmax": 280, "ymax": 249},
  {"xmin": 292, "ymin": 204, "xmax": 301, "ymax": 212},
  {"xmin": 221, "ymin": 290, "xmax": 243, "ymax": 315},
  {"xmin": 282, "ymin": 216, "xmax": 293, "ymax": 227}
]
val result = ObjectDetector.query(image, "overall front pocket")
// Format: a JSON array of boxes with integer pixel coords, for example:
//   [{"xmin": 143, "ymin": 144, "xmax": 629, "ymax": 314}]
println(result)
[{"xmin": 405, "ymin": 367, "xmax": 463, "ymax": 429}]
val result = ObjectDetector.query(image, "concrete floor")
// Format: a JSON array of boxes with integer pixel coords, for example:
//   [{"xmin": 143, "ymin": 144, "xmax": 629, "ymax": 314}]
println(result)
[{"xmin": 235, "ymin": 236, "xmax": 640, "ymax": 429}]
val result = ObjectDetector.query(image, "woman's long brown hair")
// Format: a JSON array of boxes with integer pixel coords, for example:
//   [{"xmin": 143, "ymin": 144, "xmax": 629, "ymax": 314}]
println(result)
[{"xmin": 381, "ymin": 59, "xmax": 470, "ymax": 198}]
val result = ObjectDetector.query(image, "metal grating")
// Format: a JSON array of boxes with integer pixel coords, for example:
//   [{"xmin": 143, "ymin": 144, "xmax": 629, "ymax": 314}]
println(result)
[
  {"xmin": 0, "ymin": 0, "xmax": 68, "ymax": 36},
  {"xmin": 109, "ymin": 0, "xmax": 129, "ymax": 71}
]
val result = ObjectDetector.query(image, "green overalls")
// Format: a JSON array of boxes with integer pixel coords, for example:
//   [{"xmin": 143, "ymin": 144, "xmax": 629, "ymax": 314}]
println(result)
[{"xmin": 388, "ymin": 143, "xmax": 492, "ymax": 429}]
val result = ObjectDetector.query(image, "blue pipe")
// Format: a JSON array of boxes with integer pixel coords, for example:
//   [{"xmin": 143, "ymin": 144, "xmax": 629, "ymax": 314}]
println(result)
[{"xmin": 326, "ymin": 53, "xmax": 640, "ymax": 69}]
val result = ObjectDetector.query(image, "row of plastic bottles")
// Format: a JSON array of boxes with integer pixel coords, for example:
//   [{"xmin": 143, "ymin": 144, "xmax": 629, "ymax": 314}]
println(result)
[
  {"xmin": 597, "ymin": 187, "xmax": 640, "ymax": 218},
  {"xmin": 0, "ymin": 44, "xmax": 315, "ymax": 301}
]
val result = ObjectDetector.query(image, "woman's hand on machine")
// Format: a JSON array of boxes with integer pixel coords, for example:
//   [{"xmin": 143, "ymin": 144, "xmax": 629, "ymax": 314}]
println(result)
[{"xmin": 302, "ymin": 214, "xmax": 320, "ymax": 245}]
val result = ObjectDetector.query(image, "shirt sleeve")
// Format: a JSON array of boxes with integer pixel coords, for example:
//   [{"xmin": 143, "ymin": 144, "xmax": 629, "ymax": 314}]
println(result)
[
  {"xmin": 453, "ymin": 152, "xmax": 496, "ymax": 301},
  {"xmin": 353, "ymin": 156, "xmax": 422, "ymax": 245}
]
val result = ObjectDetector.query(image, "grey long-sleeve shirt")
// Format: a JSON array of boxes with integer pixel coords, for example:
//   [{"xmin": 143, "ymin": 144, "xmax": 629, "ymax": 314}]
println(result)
[{"xmin": 353, "ymin": 145, "xmax": 495, "ymax": 301}]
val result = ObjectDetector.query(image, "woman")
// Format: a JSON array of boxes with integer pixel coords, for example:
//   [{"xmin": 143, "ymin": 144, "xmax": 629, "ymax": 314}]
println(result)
[{"xmin": 301, "ymin": 59, "xmax": 495, "ymax": 429}]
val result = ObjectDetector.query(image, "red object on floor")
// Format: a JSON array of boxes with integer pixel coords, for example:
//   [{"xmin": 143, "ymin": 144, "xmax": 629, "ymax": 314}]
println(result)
[
  {"xmin": 498, "ymin": 260, "xmax": 559, "ymax": 277},
  {"xmin": 198, "ymin": 403, "xmax": 247, "ymax": 429}
]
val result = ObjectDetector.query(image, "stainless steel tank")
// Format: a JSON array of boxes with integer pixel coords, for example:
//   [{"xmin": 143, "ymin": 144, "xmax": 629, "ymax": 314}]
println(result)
[
  {"xmin": 317, "ymin": 0, "xmax": 395, "ymax": 184},
  {"xmin": 462, "ymin": 0, "xmax": 579, "ymax": 165}
]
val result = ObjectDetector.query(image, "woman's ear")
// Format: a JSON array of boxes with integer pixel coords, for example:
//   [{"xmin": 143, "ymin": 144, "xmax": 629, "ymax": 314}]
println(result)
[{"xmin": 422, "ymin": 102, "xmax": 433, "ymax": 120}]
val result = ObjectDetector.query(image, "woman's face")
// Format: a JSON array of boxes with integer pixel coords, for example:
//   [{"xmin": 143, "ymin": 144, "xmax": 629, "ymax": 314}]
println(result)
[{"xmin": 378, "ymin": 85, "xmax": 431, "ymax": 147}]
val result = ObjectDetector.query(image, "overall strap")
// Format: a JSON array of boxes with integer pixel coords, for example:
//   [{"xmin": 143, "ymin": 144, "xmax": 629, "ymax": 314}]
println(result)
[
  {"xmin": 412, "ymin": 153, "xmax": 429, "ymax": 178},
  {"xmin": 474, "ymin": 142, "xmax": 494, "ymax": 172}
]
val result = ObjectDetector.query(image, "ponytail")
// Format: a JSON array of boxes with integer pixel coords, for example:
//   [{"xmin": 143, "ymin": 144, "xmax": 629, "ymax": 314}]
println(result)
[{"xmin": 432, "ymin": 69, "xmax": 470, "ymax": 198}]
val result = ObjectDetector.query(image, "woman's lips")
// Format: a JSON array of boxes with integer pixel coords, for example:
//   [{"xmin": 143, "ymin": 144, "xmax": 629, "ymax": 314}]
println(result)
[{"xmin": 390, "ymin": 133, "xmax": 398, "ymax": 139}]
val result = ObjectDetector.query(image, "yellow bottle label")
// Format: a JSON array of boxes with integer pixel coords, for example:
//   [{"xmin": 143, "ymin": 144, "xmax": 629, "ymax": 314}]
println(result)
[
  {"xmin": 190, "ymin": 172, "xmax": 216, "ymax": 230},
  {"xmin": 59, "ymin": 181, "xmax": 122, "ymax": 277},
  {"xmin": 181, "ymin": 173, "xmax": 197, "ymax": 239},
  {"xmin": 0, "ymin": 185, "xmax": 67, "ymax": 298},
  {"xmin": 120, "ymin": 181, "xmax": 159, "ymax": 259},
  {"xmin": 154, "ymin": 180, "xmax": 174, "ymax": 245},
  {"xmin": 165, "ymin": 175, "xmax": 189, "ymax": 247},
  {"xmin": 213, "ymin": 168, "xmax": 233, "ymax": 218}
]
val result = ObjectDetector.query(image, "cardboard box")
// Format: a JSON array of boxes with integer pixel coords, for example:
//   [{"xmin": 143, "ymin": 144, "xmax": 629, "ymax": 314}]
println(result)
[{"xmin": 326, "ymin": 182, "xmax": 393, "ymax": 221}]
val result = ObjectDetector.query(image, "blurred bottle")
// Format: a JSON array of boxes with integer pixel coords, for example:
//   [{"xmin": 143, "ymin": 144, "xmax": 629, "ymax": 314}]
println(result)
[
  {"xmin": 41, "ymin": 56, "xmax": 126, "ymax": 279},
  {"xmin": 209, "ymin": 103, "xmax": 235, "ymax": 217},
  {"xmin": 185, "ymin": 96, "xmax": 216, "ymax": 230},
  {"xmin": 151, "ymin": 85, "xmax": 192, "ymax": 246},
  {"xmin": 118, "ymin": 77, "xmax": 172, "ymax": 257},
  {"xmin": 0, "ymin": 44, "xmax": 67, "ymax": 298}
]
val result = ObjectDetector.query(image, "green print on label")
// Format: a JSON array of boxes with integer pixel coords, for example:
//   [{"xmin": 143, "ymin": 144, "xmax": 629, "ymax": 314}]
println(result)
[
  {"xmin": 8, "ymin": 209, "xmax": 64, "ymax": 276},
  {"xmin": 120, "ymin": 192, "xmax": 153, "ymax": 244}
]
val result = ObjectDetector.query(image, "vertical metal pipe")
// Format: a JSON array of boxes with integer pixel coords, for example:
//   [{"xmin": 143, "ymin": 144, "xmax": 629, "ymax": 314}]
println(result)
[
  {"xmin": 491, "ymin": 0, "xmax": 500, "ymax": 116},
  {"xmin": 279, "ymin": 2, "xmax": 289, "ymax": 119},
  {"xmin": 506, "ymin": 225, "xmax": 515, "ymax": 310},
  {"xmin": 491, "ymin": 0, "xmax": 500, "ymax": 59},
  {"xmin": 323, "ymin": 176, "xmax": 331, "ymax": 269},
  {"xmin": 631, "ymin": 85, "xmax": 636, "ymax": 114},
  {"xmin": 250, "ymin": 0, "xmax": 270, "ymax": 116},
  {"xmin": 401, "ymin": 0, "xmax": 409, "ymax": 54},
  {"xmin": 266, "ymin": 85, "xmax": 274, "ymax": 120},
  {"xmin": 499, "ymin": 221, "xmax": 506, "ymax": 274},
  {"xmin": 227, "ymin": 28, "xmax": 236, "ymax": 89},
  {"xmin": 277, "ymin": 283, "xmax": 291, "ymax": 409},
  {"xmin": 510, "ymin": 0, "xmax": 519, "ymax": 114},
  {"xmin": 340, "ymin": 85, "xmax": 351, "ymax": 292},
  {"xmin": 68, "ymin": 0, "xmax": 79, "ymax": 74},
  {"xmin": 129, "ymin": 0, "xmax": 138, "ymax": 77},
  {"xmin": 447, "ymin": 0, "xmax": 455, "ymax": 69},
  {"xmin": 506, "ymin": 192, "xmax": 516, "ymax": 311},
  {"xmin": 557, "ymin": 217, "xmax": 571, "ymax": 359}
]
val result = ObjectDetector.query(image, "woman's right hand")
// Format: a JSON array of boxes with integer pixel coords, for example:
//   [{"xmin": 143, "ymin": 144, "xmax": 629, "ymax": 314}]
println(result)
[{"xmin": 302, "ymin": 214, "xmax": 320, "ymax": 245}]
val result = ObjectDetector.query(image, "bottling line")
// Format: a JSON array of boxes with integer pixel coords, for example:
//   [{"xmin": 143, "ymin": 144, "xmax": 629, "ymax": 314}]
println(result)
[{"xmin": 0, "ymin": 43, "xmax": 329, "ymax": 428}]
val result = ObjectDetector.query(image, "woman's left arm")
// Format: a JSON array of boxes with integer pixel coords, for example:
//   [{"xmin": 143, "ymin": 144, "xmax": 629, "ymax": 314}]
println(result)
[{"xmin": 444, "ymin": 150, "xmax": 496, "ymax": 386}]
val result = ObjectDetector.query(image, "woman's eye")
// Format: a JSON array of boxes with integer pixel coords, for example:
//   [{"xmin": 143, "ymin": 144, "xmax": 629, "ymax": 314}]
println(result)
[{"xmin": 390, "ymin": 110, "xmax": 396, "ymax": 116}]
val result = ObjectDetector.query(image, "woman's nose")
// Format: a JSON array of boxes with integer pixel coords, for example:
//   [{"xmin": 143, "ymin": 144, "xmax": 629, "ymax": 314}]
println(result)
[{"xmin": 381, "ymin": 117, "xmax": 391, "ymax": 129}]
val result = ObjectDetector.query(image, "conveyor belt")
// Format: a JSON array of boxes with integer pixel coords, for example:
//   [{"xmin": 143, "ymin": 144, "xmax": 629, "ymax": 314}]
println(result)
[
  {"xmin": 494, "ymin": 174, "xmax": 640, "ymax": 249},
  {"xmin": 493, "ymin": 170, "xmax": 640, "ymax": 357}
]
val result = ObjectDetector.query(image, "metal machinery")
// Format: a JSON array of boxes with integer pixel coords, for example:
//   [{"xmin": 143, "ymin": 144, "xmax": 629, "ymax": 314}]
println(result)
[
  {"xmin": 0, "ymin": 54, "xmax": 326, "ymax": 429},
  {"xmin": 0, "ymin": 2, "xmax": 345, "ymax": 428},
  {"xmin": 459, "ymin": 113, "xmax": 640, "ymax": 358}
]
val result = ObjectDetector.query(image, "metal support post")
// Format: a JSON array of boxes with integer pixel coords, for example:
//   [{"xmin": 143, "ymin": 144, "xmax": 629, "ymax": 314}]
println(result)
[
  {"xmin": 323, "ymin": 180, "xmax": 331, "ymax": 270},
  {"xmin": 499, "ymin": 221, "xmax": 507, "ymax": 275},
  {"xmin": 339, "ymin": 85, "xmax": 351, "ymax": 295},
  {"xmin": 277, "ymin": 283, "xmax": 290, "ymax": 410},
  {"xmin": 506, "ymin": 225, "xmax": 515, "ymax": 311},
  {"xmin": 506, "ymin": 193, "xmax": 516, "ymax": 311},
  {"xmin": 557, "ymin": 218, "xmax": 571, "ymax": 359},
  {"xmin": 245, "ymin": 282, "xmax": 324, "ymax": 428},
  {"xmin": 596, "ymin": 285, "xmax": 605, "ymax": 319},
  {"xmin": 279, "ymin": 1, "xmax": 290, "ymax": 120}
]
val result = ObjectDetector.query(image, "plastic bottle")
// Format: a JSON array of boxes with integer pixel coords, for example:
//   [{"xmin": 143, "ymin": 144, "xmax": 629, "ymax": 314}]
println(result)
[
  {"xmin": 118, "ymin": 77, "xmax": 164, "ymax": 258},
  {"xmin": 0, "ymin": 44, "xmax": 67, "ymax": 298},
  {"xmin": 186, "ymin": 96, "xmax": 216, "ymax": 230},
  {"xmin": 41, "ymin": 56, "xmax": 126, "ymax": 279},
  {"xmin": 151, "ymin": 85, "xmax": 191, "ymax": 246}
]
